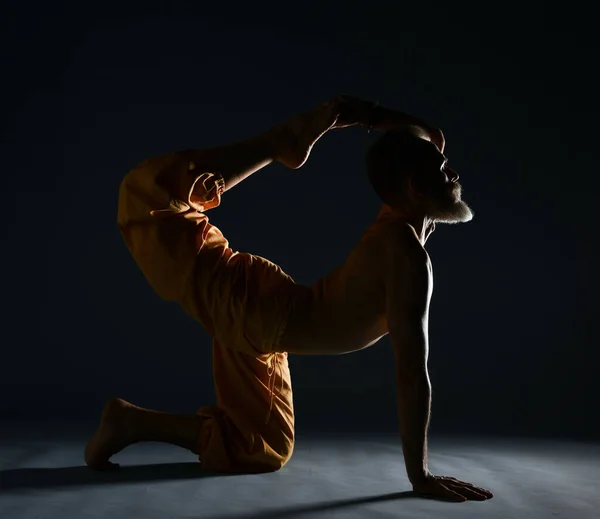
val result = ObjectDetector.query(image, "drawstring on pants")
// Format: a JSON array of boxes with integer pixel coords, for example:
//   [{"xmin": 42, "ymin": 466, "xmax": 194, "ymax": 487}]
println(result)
[{"xmin": 265, "ymin": 353, "xmax": 284, "ymax": 424}]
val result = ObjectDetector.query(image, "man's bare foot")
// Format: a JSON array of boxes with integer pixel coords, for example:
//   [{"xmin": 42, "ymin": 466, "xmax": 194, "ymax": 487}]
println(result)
[
  {"xmin": 274, "ymin": 99, "xmax": 341, "ymax": 170},
  {"xmin": 85, "ymin": 398, "xmax": 135, "ymax": 471}
]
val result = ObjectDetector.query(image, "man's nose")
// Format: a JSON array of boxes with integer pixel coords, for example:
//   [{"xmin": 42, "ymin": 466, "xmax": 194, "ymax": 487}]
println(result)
[{"xmin": 445, "ymin": 167, "xmax": 459, "ymax": 183}]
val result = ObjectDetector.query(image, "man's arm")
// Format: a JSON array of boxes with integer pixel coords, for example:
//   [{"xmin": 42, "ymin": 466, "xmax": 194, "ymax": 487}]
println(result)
[
  {"xmin": 385, "ymin": 228, "xmax": 434, "ymax": 485},
  {"xmin": 334, "ymin": 95, "xmax": 445, "ymax": 152},
  {"xmin": 382, "ymin": 227, "xmax": 496, "ymax": 502},
  {"xmin": 178, "ymin": 95, "xmax": 439, "ymax": 194}
]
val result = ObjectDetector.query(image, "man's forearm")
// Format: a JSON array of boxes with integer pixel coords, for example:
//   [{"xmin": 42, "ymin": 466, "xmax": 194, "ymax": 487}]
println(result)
[
  {"xmin": 369, "ymin": 106, "xmax": 433, "ymax": 133},
  {"xmin": 338, "ymin": 96, "xmax": 444, "ymax": 151},
  {"xmin": 370, "ymin": 106, "xmax": 444, "ymax": 151},
  {"xmin": 397, "ymin": 374, "xmax": 432, "ymax": 484}
]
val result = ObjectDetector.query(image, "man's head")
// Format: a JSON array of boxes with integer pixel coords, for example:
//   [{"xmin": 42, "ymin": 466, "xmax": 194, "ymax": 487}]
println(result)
[{"xmin": 365, "ymin": 127, "xmax": 473, "ymax": 225}]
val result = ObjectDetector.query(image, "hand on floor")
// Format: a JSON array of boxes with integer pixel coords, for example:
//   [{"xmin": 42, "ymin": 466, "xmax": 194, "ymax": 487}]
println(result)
[{"xmin": 412, "ymin": 473, "xmax": 494, "ymax": 502}]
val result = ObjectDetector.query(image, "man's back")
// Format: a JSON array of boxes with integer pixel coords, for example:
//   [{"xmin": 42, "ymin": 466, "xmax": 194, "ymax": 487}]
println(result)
[{"xmin": 278, "ymin": 205, "xmax": 412, "ymax": 355}]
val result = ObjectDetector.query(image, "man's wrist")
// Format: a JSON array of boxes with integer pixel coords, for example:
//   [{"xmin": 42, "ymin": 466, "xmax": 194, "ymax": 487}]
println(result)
[
  {"xmin": 364, "ymin": 101, "xmax": 380, "ymax": 132},
  {"xmin": 409, "ymin": 468, "xmax": 432, "ymax": 486}
]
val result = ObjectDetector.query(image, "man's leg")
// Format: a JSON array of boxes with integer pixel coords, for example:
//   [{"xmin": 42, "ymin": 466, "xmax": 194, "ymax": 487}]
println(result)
[
  {"xmin": 192, "ymin": 99, "xmax": 340, "ymax": 192},
  {"xmin": 85, "ymin": 339, "xmax": 294, "ymax": 473},
  {"xmin": 85, "ymin": 398, "xmax": 203, "ymax": 470},
  {"xmin": 90, "ymin": 102, "xmax": 336, "ymax": 472}
]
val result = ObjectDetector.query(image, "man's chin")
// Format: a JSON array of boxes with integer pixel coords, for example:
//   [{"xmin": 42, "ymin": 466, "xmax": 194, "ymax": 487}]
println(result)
[{"xmin": 431, "ymin": 200, "xmax": 474, "ymax": 224}]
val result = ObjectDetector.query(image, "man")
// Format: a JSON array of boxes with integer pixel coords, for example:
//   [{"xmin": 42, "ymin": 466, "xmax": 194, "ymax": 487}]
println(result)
[{"xmin": 85, "ymin": 95, "xmax": 493, "ymax": 503}]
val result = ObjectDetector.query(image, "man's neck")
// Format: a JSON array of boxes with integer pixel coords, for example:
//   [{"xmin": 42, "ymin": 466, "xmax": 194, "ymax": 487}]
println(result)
[{"xmin": 380, "ymin": 204, "xmax": 435, "ymax": 245}]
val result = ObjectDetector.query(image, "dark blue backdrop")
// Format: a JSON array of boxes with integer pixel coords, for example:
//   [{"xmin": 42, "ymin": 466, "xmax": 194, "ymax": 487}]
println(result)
[{"xmin": 2, "ymin": 1, "xmax": 598, "ymax": 439}]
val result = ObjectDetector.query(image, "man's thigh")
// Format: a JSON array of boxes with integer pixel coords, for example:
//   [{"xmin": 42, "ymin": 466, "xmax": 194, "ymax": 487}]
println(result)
[
  {"xmin": 195, "ymin": 340, "xmax": 294, "ymax": 472},
  {"xmin": 181, "ymin": 251, "xmax": 300, "ymax": 357}
]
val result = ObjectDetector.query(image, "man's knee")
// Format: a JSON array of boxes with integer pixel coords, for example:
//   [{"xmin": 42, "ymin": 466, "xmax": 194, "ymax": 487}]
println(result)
[
  {"xmin": 275, "ymin": 438, "xmax": 295, "ymax": 470},
  {"xmin": 248, "ymin": 423, "xmax": 295, "ymax": 472},
  {"xmin": 217, "ymin": 437, "xmax": 294, "ymax": 474},
  {"xmin": 258, "ymin": 444, "xmax": 294, "ymax": 473},
  {"xmin": 198, "ymin": 411, "xmax": 295, "ymax": 473}
]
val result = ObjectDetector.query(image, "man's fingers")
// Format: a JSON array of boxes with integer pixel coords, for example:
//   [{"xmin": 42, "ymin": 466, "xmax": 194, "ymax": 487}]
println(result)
[
  {"xmin": 414, "ymin": 475, "xmax": 493, "ymax": 502},
  {"xmin": 441, "ymin": 476, "xmax": 489, "ymax": 491},
  {"xmin": 446, "ymin": 482, "xmax": 489, "ymax": 501},
  {"xmin": 416, "ymin": 483, "xmax": 467, "ymax": 502},
  {"xmin": 439, "ymin": 483, "xmax": 468, "ymax": 502},
  {"xmin": 332, "ymin": 94, "xmax": 375, "ymax": 127},
  {"xmin": 442, "ymin": 477, "xmax": 494, "ymax": 498}
]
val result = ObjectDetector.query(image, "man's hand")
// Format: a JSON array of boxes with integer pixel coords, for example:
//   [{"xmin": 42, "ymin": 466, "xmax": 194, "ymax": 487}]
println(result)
[
  {"xmin": 412, "ymin": 473, "xmax": 494, "ymax": 502},
  {"xmin": 272, "ymin": 94, "xmax": 378, "ymax": 169},
  {"xmin": 332, "ymin": 94, "xmax": 446, "ymax": 153},
  {"xmin": 272, "ymin": 95, "xmax": 446, "ymax": 170},
  {"xmin": 331, "ymin": 94, "xmax": 376, "ymax": 129}
]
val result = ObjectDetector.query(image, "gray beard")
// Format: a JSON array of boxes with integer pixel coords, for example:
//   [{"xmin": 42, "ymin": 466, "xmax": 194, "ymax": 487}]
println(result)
[{"xmin": 424, "ymin": 183, "xmax": 474, "ymax": 224}]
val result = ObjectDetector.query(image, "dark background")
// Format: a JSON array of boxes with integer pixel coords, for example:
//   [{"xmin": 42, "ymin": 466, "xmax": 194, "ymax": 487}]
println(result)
[{"xmin": 2, "ymin": 1, "xmax": 598, "ymax": 440}]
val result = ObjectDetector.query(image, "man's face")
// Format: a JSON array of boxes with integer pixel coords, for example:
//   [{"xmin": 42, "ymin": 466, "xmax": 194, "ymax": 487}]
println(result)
[{"xmin": 410, "ymin": 143, "xmax": 474, "ymax": 224}]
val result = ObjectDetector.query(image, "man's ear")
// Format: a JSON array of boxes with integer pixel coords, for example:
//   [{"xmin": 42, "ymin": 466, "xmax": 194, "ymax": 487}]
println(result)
[{"xmin": 407, "ymin": 176, "xmax": 423, "ymax": 197}]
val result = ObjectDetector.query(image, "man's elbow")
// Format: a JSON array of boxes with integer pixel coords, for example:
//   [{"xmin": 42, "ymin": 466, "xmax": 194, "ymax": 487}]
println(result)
[
  {"xmin": 389, "ymin": 325, "xmax": 429, "ymax": 379},
  {"xmin": 395, "ymin": 363, "xmax": 431, "ymax": 387}
]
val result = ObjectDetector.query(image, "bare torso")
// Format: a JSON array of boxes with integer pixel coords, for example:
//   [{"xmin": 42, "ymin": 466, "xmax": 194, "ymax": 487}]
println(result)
[{"xmin": 278, "ymin": 206, "xmax": 405, "ymax": 355}]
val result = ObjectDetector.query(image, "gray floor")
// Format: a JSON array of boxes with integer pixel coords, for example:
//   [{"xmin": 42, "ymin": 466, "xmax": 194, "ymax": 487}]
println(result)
[{"xmin": 1, "ymin": 424, "xmax": 599, "ymax": 519}]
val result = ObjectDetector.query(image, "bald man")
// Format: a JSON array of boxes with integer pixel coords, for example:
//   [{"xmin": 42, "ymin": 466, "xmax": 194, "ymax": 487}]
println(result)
[{"xmin": 85, "ymin": 96, "xmax": 493, "ymax": 503}]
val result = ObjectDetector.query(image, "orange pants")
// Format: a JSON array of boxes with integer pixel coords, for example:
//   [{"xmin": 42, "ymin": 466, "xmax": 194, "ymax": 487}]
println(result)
[{"xmin": 118, "ymin": 151, "xmax": 299, "ymax": 473}]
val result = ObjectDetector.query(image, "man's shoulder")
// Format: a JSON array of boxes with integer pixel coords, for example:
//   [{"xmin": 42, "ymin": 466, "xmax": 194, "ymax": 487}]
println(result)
[{"xmin": 372, "ymin": 217, "xmax": 429, "ymax": 271}]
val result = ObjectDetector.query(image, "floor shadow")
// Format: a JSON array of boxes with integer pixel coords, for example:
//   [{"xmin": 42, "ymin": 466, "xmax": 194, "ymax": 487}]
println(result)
[
  {"xmin": 0, "ymin": 462, "xmax": 236, "ymax": 490},
  {"xmin": 2, "ymin": 464, "xmax": 423, "ymax": 518},
  {"xmin": 205, "ymin": 491, "xmax": 418, "ymax": 519}
]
